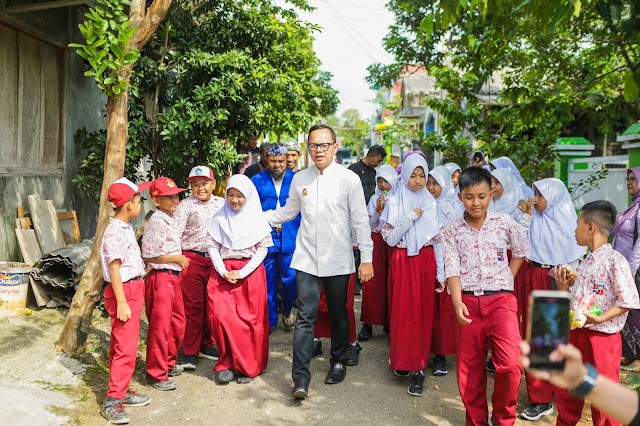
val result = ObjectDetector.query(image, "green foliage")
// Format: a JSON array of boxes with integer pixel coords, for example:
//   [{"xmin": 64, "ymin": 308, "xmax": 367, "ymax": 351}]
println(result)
[
  {"xmin": 69, "ymin": 0, "xmax": 139, "ymax": 97},
  {"xmin": 73, "ymin": 0, "xmax": 338, "ymax": 199},
  {"xmin": 337, "ymin": 109, "xmax": 371, "ymax": 156},
  {"xmin": 368, "ymin": 0, "xmax": 640, "ymax": 183},
  {"xmin": 568, "ymin": 166, "xmax": 610, "ymax": 200}
]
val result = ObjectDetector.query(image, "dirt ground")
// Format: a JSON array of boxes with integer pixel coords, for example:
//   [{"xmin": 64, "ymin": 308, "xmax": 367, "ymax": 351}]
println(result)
[{"xmin": 0, "ymin": 296, "xmax": 601, "ymax": 425}]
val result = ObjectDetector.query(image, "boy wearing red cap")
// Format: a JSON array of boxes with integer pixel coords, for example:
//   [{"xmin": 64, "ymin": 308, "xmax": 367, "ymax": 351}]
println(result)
[
  {"xmin": 174, "ymin": 166, "xmax": 225, "ymax": 369},
  {"xmin": 142, "ymin": 177, "xmax": 189, "ymax": 391},
  {"xmin": 101, "ymin": 177, "xmax": 152, "ymax": 424}
]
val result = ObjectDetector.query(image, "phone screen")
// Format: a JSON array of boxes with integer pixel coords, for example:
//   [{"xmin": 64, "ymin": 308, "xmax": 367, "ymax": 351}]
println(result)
[{"xmin": 528, "ymin": 294, "xmax": 570, "ymax": 370}]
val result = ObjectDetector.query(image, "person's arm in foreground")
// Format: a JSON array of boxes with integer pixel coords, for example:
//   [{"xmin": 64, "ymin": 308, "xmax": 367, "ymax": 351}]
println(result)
[{"xmin": 520, "ymin": 341, "xmax": 639, "ymax": 425}]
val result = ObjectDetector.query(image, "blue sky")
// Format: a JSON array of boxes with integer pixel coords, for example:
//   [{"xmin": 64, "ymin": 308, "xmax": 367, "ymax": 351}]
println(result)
[{"xmin": 297, "ymin": 0, "xmax": 395, "ymax": 119}]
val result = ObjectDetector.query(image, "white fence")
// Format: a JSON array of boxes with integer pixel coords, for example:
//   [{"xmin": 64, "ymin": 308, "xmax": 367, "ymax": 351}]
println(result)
[{"xmin": 568, "ymin": 155, "xmax": 628, "ymax": 213}]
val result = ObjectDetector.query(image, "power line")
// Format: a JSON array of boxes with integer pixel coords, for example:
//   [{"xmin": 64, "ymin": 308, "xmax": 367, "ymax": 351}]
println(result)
[
  {"xmin": 322, "ymin": 0, "xmax": 394, "ymax": 62},
  {"xmin": 325, "ymin": 0, "xmax": 387, "ymax": 11}
]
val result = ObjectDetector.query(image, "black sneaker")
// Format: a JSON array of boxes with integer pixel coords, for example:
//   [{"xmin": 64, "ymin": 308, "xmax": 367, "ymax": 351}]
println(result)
[
  {"xmin": 312, "ymin": 340, "xmax": 323, "ymax": 358},
  {"xmin": 168, "ymin": 365, "xmax": 184, "ymax": 377},
  {"xmin": 180, "ymin": 355, "xmax": 197, "ymax": 370},
  {"xmin": 432, "ymin": 356, "xmax": 448, "ymax": 376},
  {"xmin": 357, "ymin": 324, "xmax": 373, "ymax": 341},
  {"xmin": 486, "ymin": 358, "xmax": 496, "ymax": 373},
  {"xmin": 199, "ymin": 347, "xmax": 219, "ymax": 360},
  {"xmin": 123, "ymin": 389, "xmax": 151, "ymax": 407},
  {"xmin": 382, "ymin": 325, "xmax": 390, "ymax": 334},
  {"xmin": 148, "ymin": 378, "xmax": 177, "ymax": 391},
  {"xmin": 521, "ymin": 403, "xmax": 554, "ymax": 421},
  {"xmin": 355, "ymin": 283, "xmax": 362, "ymax": 296},
  {"xmin": 345, "ymin": 342, "xmax": 362, "ymax": 366},
  {"xmin": 407, "ymin": 371, "xmax": 425, "ymax": 396},
  {"xmin": 101, "ymin": 398, "xmax": 129, "ymax": 424},
  {"xmin": 394, "ymin": 370, "xmax": 410, "ymax": 377}
]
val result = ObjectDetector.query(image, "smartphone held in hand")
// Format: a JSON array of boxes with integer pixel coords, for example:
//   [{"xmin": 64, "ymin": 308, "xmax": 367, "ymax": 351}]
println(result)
[{"xmin": 527, "ymin": 290, "xmax": 571, "ymax": 371}]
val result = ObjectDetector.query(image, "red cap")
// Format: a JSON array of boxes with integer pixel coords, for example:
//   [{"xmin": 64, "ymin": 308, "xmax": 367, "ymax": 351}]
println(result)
[
  {"xmin": 187, "ymin": 166, "xmax": 215, "ymax": 181},
  {"xmin": 150, "ymin": 177, "xmax": 187, "ymax": 197},
  {"xmin": 108, "ymin": 178, "xmax": 152, "ymax": 208}
]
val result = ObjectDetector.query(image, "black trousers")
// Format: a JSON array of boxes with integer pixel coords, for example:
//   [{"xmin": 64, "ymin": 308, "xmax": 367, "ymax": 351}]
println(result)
[{"xmin": 292, "ymin": 271, "xmax": 350, "ymax": 384}]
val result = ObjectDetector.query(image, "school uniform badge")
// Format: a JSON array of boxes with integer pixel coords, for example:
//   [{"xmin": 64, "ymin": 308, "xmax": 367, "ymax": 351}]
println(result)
[{"xmin": 497, "ymin": 247, "xmax": 505, "ymax": 262}]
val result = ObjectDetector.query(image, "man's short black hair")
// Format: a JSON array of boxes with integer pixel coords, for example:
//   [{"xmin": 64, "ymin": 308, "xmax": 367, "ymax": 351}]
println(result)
[
  {"xmin": 580, "ymin": 200, "xmax": 617, "ymax": 236},
  {"xmin": 259, "ymin": 142, "xmax": 271, "ymax": 155},
  {"xmin": 458, "ymin": 166, "xmax": 492, "ymax": 191},
  {"xmin": 308, "ymin": 124, "xmax": 337, "ymax": 143},
  {"xmin": 367, "ymin": 145, "xmax": 387, "ymax": 159}
]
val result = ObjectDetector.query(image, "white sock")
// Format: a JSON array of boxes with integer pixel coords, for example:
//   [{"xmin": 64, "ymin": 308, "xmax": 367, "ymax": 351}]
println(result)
[
  {"xmin": 314, "ymin": 338, "xmax": 320, "ymax": 342},
  {"xmin": 350, "ymin": 342, "xmax": 357, "ymax": 346}
]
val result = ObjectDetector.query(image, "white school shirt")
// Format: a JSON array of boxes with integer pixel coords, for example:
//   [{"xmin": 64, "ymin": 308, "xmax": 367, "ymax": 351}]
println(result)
[
  {"xmin": 272, "ymin": 176, "xmax": 283, "ymax": 198},
  {"xmin": 268, "ymin": 161, "xmax": 373, "ymax": 277}
]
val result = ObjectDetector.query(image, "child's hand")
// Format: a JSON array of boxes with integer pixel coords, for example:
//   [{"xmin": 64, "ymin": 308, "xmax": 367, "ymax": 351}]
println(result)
[
  {"xmin": 453, "ymin": 300, "xmax": 472, "ymax": 325},
  {"xmin": 223, "ymin": 272, "xmax": 238, "ymax": 284},
  {"xmin": 412, "ymin": 208, "xmax": 423, "ymax": 218},
  {"xmin": 584, "ymin": 312, "xmax": 603, "ymax": 325},
  {"xmin": 116, "ymin": 301, "xmax": 132, "ymax": 322},
  {"xmin": 176, "ymin": 255, "xmax": 190, "ymax": 269},
  {"xmin": 518, "ymin": 198, "xmax": 535, "ymax": 215},
  {"xmin": 554, "ymin": 266, "xmax": 575, "ymax": 290},
  {"xmin": 227, "ymin": 270, "xmax": 242, "ymax": 282}
]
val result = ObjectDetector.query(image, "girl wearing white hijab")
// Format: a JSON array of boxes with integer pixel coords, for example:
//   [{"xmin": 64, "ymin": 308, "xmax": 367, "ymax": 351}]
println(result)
[
  {"xmin": 490, "ymin": 168, "xmax": 525, "ymax": 223},
  {"xmin": 521, "ymin": 178, "xmax": 586, "ymax": 419},
  {"xmin": 426, "ymin": 165, "xmax": 464, "ymax": 376},
  {"xmin": 359, "ymin": 165, "xmax": 399, "ymax": 341},
  {"xmin": 490, "ymin": 156, "xmax": 535, "ymax": 199},
  {"xmin": 380, "ymin": 154, "xmax": 440, "ymax": 397},
  {"xmin": 206, "ymin": 175, "xmax": 273, "ymax": 384},
  {"xmin": 444, "ymin": 162, "xmax": 462, "ymax": 194}
]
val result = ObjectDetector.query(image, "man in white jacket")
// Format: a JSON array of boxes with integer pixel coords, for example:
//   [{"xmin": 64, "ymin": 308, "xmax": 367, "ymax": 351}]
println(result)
[{"xmin": 268, "ymin": 124, "xmax": 374, "ymax": 399}]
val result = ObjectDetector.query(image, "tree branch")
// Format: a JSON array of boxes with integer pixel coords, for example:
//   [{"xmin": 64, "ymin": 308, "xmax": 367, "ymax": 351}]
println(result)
[{"xmin": 132, "ymin": 0, "xmax": 174, "ymax": 50}]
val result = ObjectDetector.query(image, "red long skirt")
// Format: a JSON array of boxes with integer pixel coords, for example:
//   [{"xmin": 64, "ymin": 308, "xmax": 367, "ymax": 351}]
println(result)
[
  {"xmin": 207, "ymin": 259, "xmax": 269, "ymax": 378},
  {"xmin": 314, "ymin": 273, "xmax": 356, "ymax": 343},
  {"xmin": 431, "ymin": 289, "xmax": 458, "ymax": 356},
  {"xmin": 388, "ymin": 247, "xmax": 436, "ymax": 371},
  {"xmin": 360, "ymin": 232, "xmax": 389, "ymax": 326},
  {"xmin": 515, "ymin": 258, "xmax": 532, "ymax": 337}
]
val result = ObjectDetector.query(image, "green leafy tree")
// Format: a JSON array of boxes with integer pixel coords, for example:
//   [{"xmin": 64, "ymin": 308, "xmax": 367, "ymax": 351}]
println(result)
[
  {"xmin": 368, "ymin": 0, "xmax": 640, "ymax": 182},
  {"xmin": 75, "ymin": 0, "xmax": 339, "ymax": 201}
]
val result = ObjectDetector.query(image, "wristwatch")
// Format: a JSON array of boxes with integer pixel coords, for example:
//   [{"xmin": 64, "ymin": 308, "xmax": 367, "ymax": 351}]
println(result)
[{"xmin": 569, "ymin": 363, "xmax": 598, "ymax": 398}]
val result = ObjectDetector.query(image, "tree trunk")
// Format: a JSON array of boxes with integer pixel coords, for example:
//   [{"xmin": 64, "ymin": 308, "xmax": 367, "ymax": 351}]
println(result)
[
  {"xmin": 58, "ymin": 93, "xmax": 130, "ymax": 353},
  {"xmin": 58, "ymin": 0, "xmax": 173, "ymax": 354}
]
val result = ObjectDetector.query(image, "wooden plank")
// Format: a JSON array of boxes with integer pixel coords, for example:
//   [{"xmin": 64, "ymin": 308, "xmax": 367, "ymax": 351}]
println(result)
[
  {"xmin": 18, "ymin": 217, "xmax": 33, "ymax": 229},
  {"xmin": 29, "ymin": 277, "xmax": 49, "ymax": 308},
  {"xmin": 41, "ymin": 42, "xmax": 61, "ymax": 168},
  {"xmin": 27, "ymin": 194, "xmax": 65, "ymax": 254},
  {"xmin": 17, "ymin": 32, "xmax": 42, "ymax": 167},
  {"xmin": 15, "ymin": 228, "xmax": 43, "ymax": 265},
  {"xmin": 57, "ymin": 210, "xmax": 81, "ymax": 245},
  {"xmin": 0, "ymin": 24, "xmax": 18, "ymax": 167},
  {"xmin": 0, "ymin": 0, "xmax": 84, "ymax": 14},
  {"xmin": 17, "ymin": 206, "xmax": 25, "ymax": 218}
]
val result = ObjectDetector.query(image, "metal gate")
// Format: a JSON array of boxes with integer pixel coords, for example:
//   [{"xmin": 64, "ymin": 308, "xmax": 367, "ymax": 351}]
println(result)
[{"xmin": 567, "ymin": 155, "xmax": 628, "ymax": 213}]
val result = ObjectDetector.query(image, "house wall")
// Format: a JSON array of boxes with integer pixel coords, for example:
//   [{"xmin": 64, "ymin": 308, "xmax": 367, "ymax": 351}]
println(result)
[{"xmin": 0, "ymin": 7, "xmax": 105, "ymax": 261}]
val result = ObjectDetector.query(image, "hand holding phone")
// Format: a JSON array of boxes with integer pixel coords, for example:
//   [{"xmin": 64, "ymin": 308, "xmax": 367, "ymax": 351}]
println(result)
[{"xmin": 527, "ymin": 290, "xmax": 571, "ymax": 371}]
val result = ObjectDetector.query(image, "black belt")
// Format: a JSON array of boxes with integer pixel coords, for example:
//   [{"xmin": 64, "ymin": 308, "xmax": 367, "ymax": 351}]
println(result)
[
  {"xmin": 155, "ymin": 269, "xmax": 181, "ymax": 276},
  {"xmin": 273, "ymin": 227, "xmax": 282, "ymax": 233},
  {"xmin": 122, "ymin": 276, "xmax": 143, "ymax": 284},
  {"xmin": 186, "ymin": 250, "xmax": 210, "ymax": 258},
  {"xmin": 462, "ymin": 290, "xmax": 513, "ymax": 296},
  {"xmin": 530, "ymin": 261, "xmax": 553, "ymax": 269}
]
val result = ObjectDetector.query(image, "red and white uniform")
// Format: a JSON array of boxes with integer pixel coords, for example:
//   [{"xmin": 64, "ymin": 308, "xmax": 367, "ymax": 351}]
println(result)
[
  {"xmin": 443, "ymin": 211, "xmax": 528, "ymax": 426},
  {"xmin": 101, "ymin": 218, "xmax": 146, "ymax": 400},
  {"xmin": 142, "ymin": 210, "xmax": 186, "ymax": 382},
  {"xmin": 555, "ymin": 244, "xmax": 640, "ymax": 426},
  {"xmin": 174, "ymin": 195, "xmax": 224, "ymax": 356}
]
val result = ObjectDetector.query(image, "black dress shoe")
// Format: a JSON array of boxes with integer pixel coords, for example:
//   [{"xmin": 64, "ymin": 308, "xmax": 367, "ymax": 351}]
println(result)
[
  {"xmin": 357, "ymin": 324, "xmax": 373, "ymax": 341},
  {"xmin": 312, "ymin": 340, "xmax": 323, "ymax": 358},
  {"xmin": 291, "ymin": 382, "xmax": 309, "ymax": 399},
  {"xmin": 325, "ymin": 362, "xmax": 346, "ymax": 384}
]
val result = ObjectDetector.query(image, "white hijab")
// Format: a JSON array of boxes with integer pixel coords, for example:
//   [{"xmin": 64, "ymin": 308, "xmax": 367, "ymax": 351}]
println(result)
[
  {"xmin": 444, "ymin": 162, "xmax": 462, "ymax": 194},
  {"xmin": 367, "ymin": 165, "xmax": 399, "ymax": 216},
  {"xmin": 206, "ymin": 174, "xmax": 273, "ymax": 250},
  {"xmin": 490, "ymin": 168, "xmax": 524, "ymax": 222},
  {"xmin": 528, "ymin": 178, "xmax": 586, "ymax": 265},
  {"xmin": 490, "ymin": 156, "xmax": 535, "ymax": 199},
  {"xmin": 381, "ymin": 155, "xmax": 439, "ymax": 256},
  {"xmin": 429, "ymin": 166, "xmax": 464, "ymax": 227}
]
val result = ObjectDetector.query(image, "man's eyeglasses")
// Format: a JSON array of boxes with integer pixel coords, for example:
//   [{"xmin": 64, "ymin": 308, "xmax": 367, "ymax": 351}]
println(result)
[{"xmin": 308, "ymin": 142, "xmax": 334, "ymax": 152}]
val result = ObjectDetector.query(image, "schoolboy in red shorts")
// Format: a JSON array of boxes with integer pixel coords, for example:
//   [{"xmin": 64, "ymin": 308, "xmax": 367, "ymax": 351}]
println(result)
[
  {"xmin": 442, "ymin": 167, "xmax": 528, "ymax": 425},
  {"xmin": 101, "ymin": 178, "xmax": 152, "ymax": 424}
]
